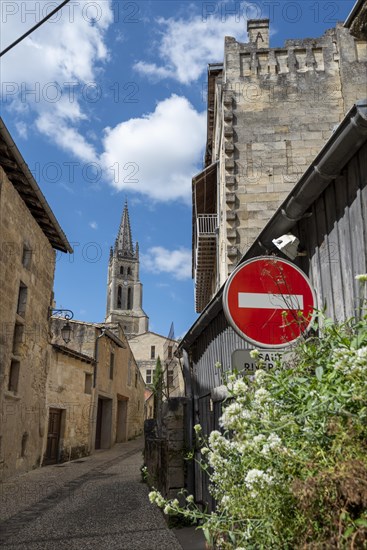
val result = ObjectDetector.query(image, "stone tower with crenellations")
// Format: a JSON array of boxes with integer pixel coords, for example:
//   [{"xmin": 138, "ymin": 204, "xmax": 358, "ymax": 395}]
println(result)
[{"xmin": 105, "ymin": 201, "xmax": 149, "ymax": 337}]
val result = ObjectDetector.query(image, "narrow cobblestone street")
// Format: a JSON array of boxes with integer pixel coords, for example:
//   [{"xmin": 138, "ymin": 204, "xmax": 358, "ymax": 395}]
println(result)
[{"xmin": 0, "ymin": 437, "xmax": 182, "ymax": 549}]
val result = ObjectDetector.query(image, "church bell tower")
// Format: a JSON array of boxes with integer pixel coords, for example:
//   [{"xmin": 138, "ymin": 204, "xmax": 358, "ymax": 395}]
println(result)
[{"xmin": 105, "ymin": 201, "xmax": 149, "ymax": 337}]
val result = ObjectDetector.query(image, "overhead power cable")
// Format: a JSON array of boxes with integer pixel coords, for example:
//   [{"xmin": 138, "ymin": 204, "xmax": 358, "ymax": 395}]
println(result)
[{"xmin": 0, "ymin": 0, "xmax": 72, "ymax": 58}]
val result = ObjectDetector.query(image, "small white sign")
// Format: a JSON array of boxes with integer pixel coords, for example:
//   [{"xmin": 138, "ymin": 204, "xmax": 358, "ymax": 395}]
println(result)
[{"xmin": 231, "ymin": 349, "xmax": 291, "ymax": 374}]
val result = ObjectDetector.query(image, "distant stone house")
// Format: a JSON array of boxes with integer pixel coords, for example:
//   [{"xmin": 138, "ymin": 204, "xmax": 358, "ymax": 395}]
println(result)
[
  {"xmin": 50, "ymin": 319, "xmax": 145, "ymax": 459},
  {"xmin": 0, "ymin": 117, "xmax": 72, "ymax": 480},
  {"xmin": 129, "ymin": 331, "xmax": 184, "ymax": 399}
]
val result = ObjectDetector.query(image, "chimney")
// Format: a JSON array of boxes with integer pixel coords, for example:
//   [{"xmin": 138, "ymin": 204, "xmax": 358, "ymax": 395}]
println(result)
[{"xmin": 247, "ymin": 19, "xmax": 270, "ymax": 49}]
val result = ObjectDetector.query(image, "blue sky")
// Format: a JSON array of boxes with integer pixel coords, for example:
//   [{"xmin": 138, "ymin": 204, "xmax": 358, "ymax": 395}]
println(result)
[{"xmin": 1, "ymin": 0, "xmax": 355, "ymax": 337}]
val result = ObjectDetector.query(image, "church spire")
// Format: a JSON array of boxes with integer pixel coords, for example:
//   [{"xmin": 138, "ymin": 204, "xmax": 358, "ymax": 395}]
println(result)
[
  {"xmin": 106, "ymin": 200, "xmax": 149, "ymax": 336},
  {"xmin": 115, "ymin": 200, "xmax": 134, "ymax": 256}
]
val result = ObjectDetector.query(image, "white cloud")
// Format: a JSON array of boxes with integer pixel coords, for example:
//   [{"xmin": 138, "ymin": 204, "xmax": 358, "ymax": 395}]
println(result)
[
  {"xmin": 15, "ymin": 121, "xmax": 28, "ymax": 139},
  {"xmin": 1, "ymin": 0, "xmax": 113, "ymax": 159},
  {"xmin": 142, "ymin": 246, "xmax": 192, "ymax": 280},
  {"xmin": 134, "ymin": 7, "xmax": 248, "ymax": 84},
  {"xmin": 101, "ymin": 95, "xmax": 206, "ymax": 202},
  {"xmin": 89, "ymin": 221, "xmax": 98, "ymax": 230}
]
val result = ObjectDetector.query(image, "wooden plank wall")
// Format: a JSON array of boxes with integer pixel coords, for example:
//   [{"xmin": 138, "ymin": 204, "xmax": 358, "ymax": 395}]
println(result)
[
  {"xmin": 298, "ymin": 141, "xmax": 367, "ymax": 320},
  {"xmin": 191, "ymin": 310, "xmax": 250, "ymax": 398}
]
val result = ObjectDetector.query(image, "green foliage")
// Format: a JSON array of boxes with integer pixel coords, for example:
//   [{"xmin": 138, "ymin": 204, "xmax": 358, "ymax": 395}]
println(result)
[
  {"xmin": 149, "ymin": 312, "xmax": 367, "ymax": 549},
  {"xmin": 152, "ymin": 356, "xmax": 163, "ymax": 418},
  {"xmin": 152, "ymin": 356, "xmax": 163, "ymax": 392}
]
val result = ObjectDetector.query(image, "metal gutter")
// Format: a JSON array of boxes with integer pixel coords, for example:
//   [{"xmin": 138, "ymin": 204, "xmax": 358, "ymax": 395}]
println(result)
[
  {"xmin": 0, "ymin": 117, "xmax": 73, "ymax": 253},
  {"xmin": 344, "ymin": 0, "xmax": 364, "ymax": 27},
  {"xmin": 179, "ymin": 100, "xmax": 367, "ymax": 352}
]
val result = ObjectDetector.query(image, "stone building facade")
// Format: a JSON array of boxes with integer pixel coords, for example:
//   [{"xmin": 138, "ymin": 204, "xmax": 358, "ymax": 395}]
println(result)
[
  {"xmin": 105, "ymin": 202, "xmax": 149, "ymax": 336},
  {"xmin": 45, "ymin": 345, "xmax": 95, "ymax": 463},
  {"xmin": 193, "ymin": 18, "xmax": 367, "ymax": 311},
  {"xmin": 50, "ymin": 319, "xmax": 145, "ymax": 457},
  {"xmin": 0, "ymin": 118, "xmax": 71, "ymax": 480},
  {"xmin": 129, "ymin": 331, "xmax": 184, "ymax": 398}
]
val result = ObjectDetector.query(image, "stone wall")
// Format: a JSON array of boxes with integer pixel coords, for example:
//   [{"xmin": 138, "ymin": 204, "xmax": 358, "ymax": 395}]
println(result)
[
  {"xmin": 213, "ymin": 21, "xmax": 367, "ymax": 286},
  {"xmin": 0, "ymin": 167, "xmax": 56, "ymax": 480},
  {"xmin": 46, "ymin": 347, "xmax": 94, "ymax": 461},
  {"xmin": 51, "ymin": 319, "xmax": 145, "ymax": 446},
  {"xmin": 144, "ymin": 397, "xmax": 188, "ymax": 499}
]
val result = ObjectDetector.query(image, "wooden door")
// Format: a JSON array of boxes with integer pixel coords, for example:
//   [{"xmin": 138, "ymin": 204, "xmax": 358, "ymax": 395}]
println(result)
[{"xmin": 44, "ymin": 408, "xmax": 62, "ymax": 465}]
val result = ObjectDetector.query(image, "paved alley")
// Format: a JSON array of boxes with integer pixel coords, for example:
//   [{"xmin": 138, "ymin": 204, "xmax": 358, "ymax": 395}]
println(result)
[{"xmin": 0, "ymin": 437, "xmax": 182, "ymax": 550}]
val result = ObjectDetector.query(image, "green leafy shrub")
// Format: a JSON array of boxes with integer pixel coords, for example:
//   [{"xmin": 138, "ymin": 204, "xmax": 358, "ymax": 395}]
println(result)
[{"xmin": 149, "ymin": 310, "xmax": 367, "ymax": 549}]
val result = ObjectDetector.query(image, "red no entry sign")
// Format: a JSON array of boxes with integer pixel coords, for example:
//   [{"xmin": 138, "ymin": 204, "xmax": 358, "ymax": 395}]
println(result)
[{"xmin": 223, "ymin": 256, "xmax": 316, "ymax": 348}]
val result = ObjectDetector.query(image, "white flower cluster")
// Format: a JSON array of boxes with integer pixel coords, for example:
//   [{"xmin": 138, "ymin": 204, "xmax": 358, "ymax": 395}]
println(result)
[
  {"xmin": 149, "ymin": 490, "xmax": 165, "ymax": 507},
  {"xmin": 219, "ymin": 402, "xmax": 253, "ymax": 430},
  {"xmin": 244, "ymin": 468, "xmax": 274, "ymax": 496},
  {"xmin": 260, "ymin": 433, "xmax": 283, "ymax": 456},
  {"xmin": 332, "ymin": 346, "xmax": 367, "ymax": 374},
  {"xmin": 254, "ymin": 388, "xmax": 271, "ymax": 406}
]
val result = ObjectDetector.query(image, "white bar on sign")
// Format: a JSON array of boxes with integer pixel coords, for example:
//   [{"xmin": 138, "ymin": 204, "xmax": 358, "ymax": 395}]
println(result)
[{"xmin": 238, "ymin": 292, "xmax": 304, "ymax": 310}]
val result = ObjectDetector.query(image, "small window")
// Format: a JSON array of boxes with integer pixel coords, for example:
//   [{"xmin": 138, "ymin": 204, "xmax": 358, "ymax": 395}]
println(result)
[
  {"xmin": 17, "ymin": 283, "xmax": 28, "ymax": 317},
  {"xmin": 120, "ymin": 266, "xmax": 124, "ymax": 275},
  {"xmin": 85, "ymin": 373, "xmax": 92, "ymax": 394},
  {"xmin": 12, "ymin": 324, "xmax": 24, "ymax": 355},
  {"xmin": 21, "ymin": 432, "xmax": 28, "ymax": 457},
  {"xmin": 127, "ymin": 267, "xmax": 131, "ymax": 275},
  {"xmin": 22, "ymin": 245, "xmax": 32, "ymax": 269},
  {"xmin": 109, "ymin": 352, "xmax": 115, "ymax": 380},
  {"xmin": 146, "ymin": 369, "xmax": 154, "ymax": 384},
  {"xmin": 150, "ymin": 346, "xmax": 155, "ymax": 359},
  {"xmin": 167, "ymin": 346, "xmax": 173, "ymax": 360},
  {"xmin": 167, "ymin": 370, "xmax": 174, "ymax": 388},
  {"xmin": 135, "ymin": 371, "xmax": 138, "ymax": 388},
  {"xmin": 8, "ymin": 360, "xmax": 20, "ymax": 392}
]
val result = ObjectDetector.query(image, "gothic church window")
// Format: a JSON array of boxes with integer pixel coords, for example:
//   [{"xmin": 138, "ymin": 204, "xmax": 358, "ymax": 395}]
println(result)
[
  {"xmin": 117, "ymin": 286, "xmax": 122, "ymax": 309},
  {"xmin": 127, "ymin": 287, "xmax": 132, "ymax": 309},
  {"xmin": 127, "ymin": 267, "xmax": 131, "ymax": 276},
  {"xmin": 120, "ymin": 266, "xmax": 124, "ymax": 275}
]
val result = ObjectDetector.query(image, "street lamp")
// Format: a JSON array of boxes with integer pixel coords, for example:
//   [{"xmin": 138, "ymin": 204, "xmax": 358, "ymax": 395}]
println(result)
[{"xmin": 49, "ymin": 309, "xmax": 74, "ymax": 344}]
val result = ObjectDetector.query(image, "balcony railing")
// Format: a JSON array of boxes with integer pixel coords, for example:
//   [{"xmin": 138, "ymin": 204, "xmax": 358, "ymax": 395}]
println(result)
[
  {"xmin": 197, "ymin": 214, "xmax": 217, "ymax": 236},
  {"xmin": 195, "ymin": 214, "xmax": 218, "ymax": 312}
]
